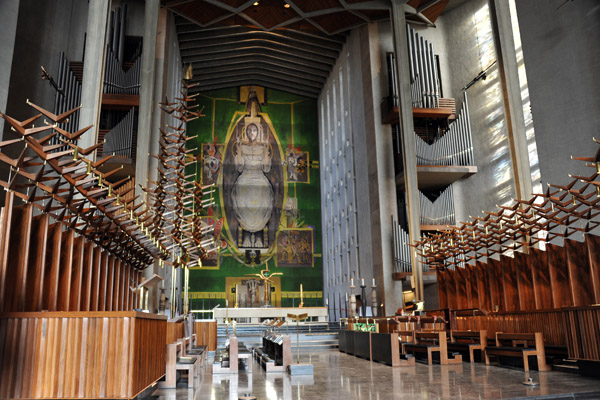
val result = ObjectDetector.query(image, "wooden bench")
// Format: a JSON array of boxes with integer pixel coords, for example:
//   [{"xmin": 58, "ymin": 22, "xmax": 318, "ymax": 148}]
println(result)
[
  {"xmin": 403, "ymin": 331, "xmax": 462, "ymax": 365},
  {"xmin": 485, "ymin": 332, "xmax": 551, "ymax": 372},
  {"xmin": 448, "ymin": 330, "xmax": 487, "ymax": 363},
  {"xmin": 158, "ymin": 342, "xmax": 198, "ymax": 388}
]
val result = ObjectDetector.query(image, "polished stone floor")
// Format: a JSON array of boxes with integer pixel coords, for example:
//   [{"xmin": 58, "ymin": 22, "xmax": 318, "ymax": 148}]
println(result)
[{"xmin": 147, "ymin": 350, "xmax": 600, "ymax": 400}]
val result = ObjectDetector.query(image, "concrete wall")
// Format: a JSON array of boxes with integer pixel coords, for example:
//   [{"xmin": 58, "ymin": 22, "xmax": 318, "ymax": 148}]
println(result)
[
  {"xmin": 0, "ymin": 0, "xmax": 88, "ymax": 205},
  {"xmin": 319, "ymin": 22, "xmax": 403, "ymax": 319},
  {"xmin": 0, "ymin": 0, "xmax": 19, "ymax": 142},
  {"xmin": 516, "ymin": 0, "xmax": 600, "ymax": 186},
  {"xmin": 436, "ymin": 0, "xmax": 517, "ymax": 223}
]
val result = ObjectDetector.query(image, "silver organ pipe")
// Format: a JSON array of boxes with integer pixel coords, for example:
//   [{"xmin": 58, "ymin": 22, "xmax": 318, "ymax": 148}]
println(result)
[
  {"xmin": 414, "ymin": 101, "xmax": 475, "ymax": 166},
  {"xmin": 52, "ymin": 52, "xmax": 82, "ymax": 150},
  {"xmin": 392, "ymin": 216, "xmax": 412, "ymax": 274},
  {"xmin": 406, "ymin": 25, "xmax": 441, "ymax": 109},
  {"xmin": 103, "ymin": 107, "xmax": 135, "ymax": 159},
  {"xmin": 418, "ymin": 186, "xmax": 455, "ymax": 227}
]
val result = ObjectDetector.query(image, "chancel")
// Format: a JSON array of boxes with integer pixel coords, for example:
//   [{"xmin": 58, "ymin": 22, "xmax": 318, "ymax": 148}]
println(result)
[{"xmin": 0, "ymin": 0, "xmax": 599, "ymax": 399}]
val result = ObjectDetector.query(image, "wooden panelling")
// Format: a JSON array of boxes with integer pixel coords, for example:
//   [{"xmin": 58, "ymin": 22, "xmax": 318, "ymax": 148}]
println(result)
[
  {"xmin": 166, "ymin": 321, "xmax": 185, "ymax": 344},
  {"xmin": 26, "ymin": 214, "xmax": 49, "ymax": 311},
  {"xmin": 80, "ymin": 242, "xmax": 93, "ymax": 311},
  {"xmin": 565, "ymin": 239, "xmax": 594, "ymax": 307},
  {"xmin": 69, "ymin": 237, "xmax": 85, "ymax": 311},
  {"xmin": 467, "ymin": 264, "xmax": 479, "ymax": 309},
  {"xmin": 455, "ymin": 267, "xmax": 469, "ymax": 309},
  {"xmin": 0, "ymin": 194, "xmax": 14, "ymax": 312},
  {"xmin": 487, "ymin": 258, "xmax": 504, "ymax": 311},
  {"xmin": 563, "ymin": 306, "xmax": 600, "ymax": 360},
  {"xmin": 530, "ymin": 247, "xmax": 552, "ymax": 310},
  {"xmin": 106, "ymin": 256, "xmax": 115, "ymax": 311},
  {"xmin": 436, "ymin": 269, "xmax": 448, "ymax": 309},
  {"xmin": 446, "ymin": 268, "xmax": 458, "ymax": 310},
  {"xmin": 91, "ymin": 248, "xmax": 102, "ymax": 311},
  {"xmin": 195, "ymin": 320, "xmax": 218, "ymax": 351},
  {"xmin": 58, "ymin": 230, "xmax": 75, "ymax": 311},
  {"xmin": 547, "ymin": 243, "xmax": 572, "ymax": 308},
  {"xmin": 585, "ymin": 234, "xmax": 600, "ymax": 304},
  {"xmin": 98, "ymin": 252, "xmax": 108, "ymax": 311},
  {"xmin": 5, "ymin": 205, "xmax": 33, "ymax": 312},
  {"xmin": 501, "ymin": 255, "xmax": 519, "ymax": 311},
  {"xmin": 43, "ymin": 224, "xmax": 62, "ymax": 311},
  {"xmin": 515, "ymin": 251, "xmax": 535, "ymax": 310},
  {"xmin": 0, "ymin": 312, "xmax": 166, "ymax": 399},
  {"xmin": 476, "ymin": 261, "xmax": 492, "ymax": 311}
]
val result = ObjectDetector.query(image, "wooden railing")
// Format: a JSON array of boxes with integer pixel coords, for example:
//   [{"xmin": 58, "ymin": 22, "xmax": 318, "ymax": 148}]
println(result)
[
  {"xmin": 0, "ymin": 311, "xmax": 166, "ymax": 399},
  {"xmin": 452, "ymin": 306, "xmax": 600, "ymax": 361}
]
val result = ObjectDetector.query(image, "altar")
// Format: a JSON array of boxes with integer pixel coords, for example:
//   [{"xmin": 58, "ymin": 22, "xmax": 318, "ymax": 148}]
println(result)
[{"xmin": 213, "ymin": 307, "xmax": 328, "ymax": 323}]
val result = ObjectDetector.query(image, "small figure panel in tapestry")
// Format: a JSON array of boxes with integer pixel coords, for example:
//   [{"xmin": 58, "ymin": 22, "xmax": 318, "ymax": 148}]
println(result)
[
  {"xmin": 202, "ymin": 143, "xmax": 224, "ymax": 185},
  {"xmin": 285, "ymin": 147, "xmax": 309, "ymax": 183},
  {"xmin": 276, "ymin": 228, "xmax": 314, "ymax": 267}
]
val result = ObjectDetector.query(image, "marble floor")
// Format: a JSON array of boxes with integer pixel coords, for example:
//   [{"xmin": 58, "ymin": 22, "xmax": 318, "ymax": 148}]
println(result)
[{"xmin": 147, "ymin": 350, "xmax": 600, "ymax": 400}]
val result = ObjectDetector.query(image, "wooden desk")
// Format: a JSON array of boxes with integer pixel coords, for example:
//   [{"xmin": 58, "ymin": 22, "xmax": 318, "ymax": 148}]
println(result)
[{"xmin": 0, "ymin": 311, "xmax": 167, "ymax": 399}]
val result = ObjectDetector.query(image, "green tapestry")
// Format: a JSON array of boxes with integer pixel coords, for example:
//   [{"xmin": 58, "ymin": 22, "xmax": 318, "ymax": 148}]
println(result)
[{"xmin": 185, "ymin": 87, "xmax": 322, "ymax": 308}]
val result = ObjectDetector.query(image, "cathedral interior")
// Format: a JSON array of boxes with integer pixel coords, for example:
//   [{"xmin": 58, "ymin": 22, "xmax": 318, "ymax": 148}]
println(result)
[{"xmin": 0, "ymin": 0, "xmax": 599, "ymax": 399}]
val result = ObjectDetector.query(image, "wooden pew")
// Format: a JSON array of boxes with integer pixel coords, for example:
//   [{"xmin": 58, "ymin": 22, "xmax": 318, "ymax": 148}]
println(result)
[
  {"xmin": 485, "ymin": 332, "xmax": 551, "ymax": 371},
  {"xmin": 158, "ymin": 342, "xmax": 198, "ymax": 388},
  {"xmin": 403, "ymin": 331, "xmax": 463, "ymax": 365},
  {"xmin": 448, "ymin": 330, "xmax": 487, "ymax": 362},
  {"xmin": 178, "ymin": 336, "xmax": 207, "ymax": 364},
  {"xmin": 213, "ymin": 336, "xmax": 243, "ymax": 373},
  {"xmin": 254, "ymin": 333, "xmax": 291, "ymax": 372}
]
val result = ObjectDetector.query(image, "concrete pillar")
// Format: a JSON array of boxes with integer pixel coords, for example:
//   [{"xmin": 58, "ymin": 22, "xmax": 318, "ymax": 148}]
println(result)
[
  {"xmin": 79, "ymin": 0, "xmax": 110, "ymax": 151},
  {"xmin": 390, "ymin": 1, "xmax": 423, "ymax": 303},
  {"xmin": 0, "ymin": 0, "xmax": 19, "ymax": 140},
  {"xmin": 489, "ymin": 0, "xmax": 533, "ymax": 201},
  {"xmin": 135, "ymin": 0, "xmax": 160, "ymax": 191}
]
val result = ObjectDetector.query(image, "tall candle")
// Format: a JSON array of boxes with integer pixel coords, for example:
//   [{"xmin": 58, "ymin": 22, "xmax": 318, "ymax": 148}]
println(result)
[
  {"xmin": 361, "ymin": 278, "xmax": 365, "ymax": 286},
  {"xmin": 351, "ymin": 277, "xmax": 354, "ymax": 286},
  {"xmin": 345, "ymin": 293, "xmax": 348, "ymax": 301},
  {"xmin": 372, "ymin": 278, "xmax": 376, "ymax": 286},
  {"xmin": 300, "ymin": 284, "xmax": 303, "ymax": 300}
]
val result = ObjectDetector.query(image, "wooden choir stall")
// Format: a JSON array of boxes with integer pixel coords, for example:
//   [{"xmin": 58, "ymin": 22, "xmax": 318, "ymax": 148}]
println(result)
[{"xmin": 0, "ymin": 79, "xmax": 212, "ymax": 397}]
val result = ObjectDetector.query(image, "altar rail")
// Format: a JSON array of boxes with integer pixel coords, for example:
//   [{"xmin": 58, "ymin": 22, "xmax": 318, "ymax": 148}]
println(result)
[
  {"xmin": 0, "ymin": 311, "xmax": 166, "ymax": 399},
  {"xmin": 213, "ymin": 307, "xmax": 328, "ymax": 324},
  {"xmin": 453, "ymin": 306, "xmax": 600, "ymax": 361}
]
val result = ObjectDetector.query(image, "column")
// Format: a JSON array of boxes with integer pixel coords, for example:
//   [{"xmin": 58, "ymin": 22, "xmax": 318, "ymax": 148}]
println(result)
[
  {"xmin": 390, "ymin": 1, "xmax": 423, "ymax": 303},
  {"xmin": 490, "ymin": 0, "xmax": 533, "ymax": 201},
  {"xmin": 135, "ymin": 0, "xmax": 160, "ymax": 191},
  {"xmin": 79, "ymin": 0, "xmax": 110, "ymax": 150}
]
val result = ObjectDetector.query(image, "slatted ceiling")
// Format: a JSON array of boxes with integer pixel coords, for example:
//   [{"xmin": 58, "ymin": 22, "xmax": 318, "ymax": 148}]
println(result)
[
  {"xmin": 310, "ymin": 11, "xmax": 366, "ymax": 34},
  {"xmin": 174, "ymin": 1, "xmax": 229, "ymax": 25},
  {"xmin": 168, "ymin": 0, "xmax": 450, "ymax": 97},
  {"xmin": 245, "ymin": 0, "xmax": 302, "ymax": 29}
]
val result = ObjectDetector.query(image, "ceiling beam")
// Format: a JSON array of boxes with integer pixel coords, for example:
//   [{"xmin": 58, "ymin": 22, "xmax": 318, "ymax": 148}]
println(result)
[
  {"xmin": 191, "ymin": 61, "xmax": 327, "ymax": 85},
  {"xmin": 178, "ymin": 34, "xmax": 341, "ymax": 58},
  {"xmin": 189, "ymin": 56, "xmax": 331, "ymax": 79},
  {"xmin": 191, "ymin": 70, "xmax": 323, "ymax": 91},
  {"xmin": 182, "ymin": 51, "xmax": 333, "ymax": 73},
  {"xmin": 188, "ymin": 78, "xmax": 321, "ymax": 99},
  {"xmin": 180, "ymin": 43, "xmax": 337, "ymax": 65}
]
